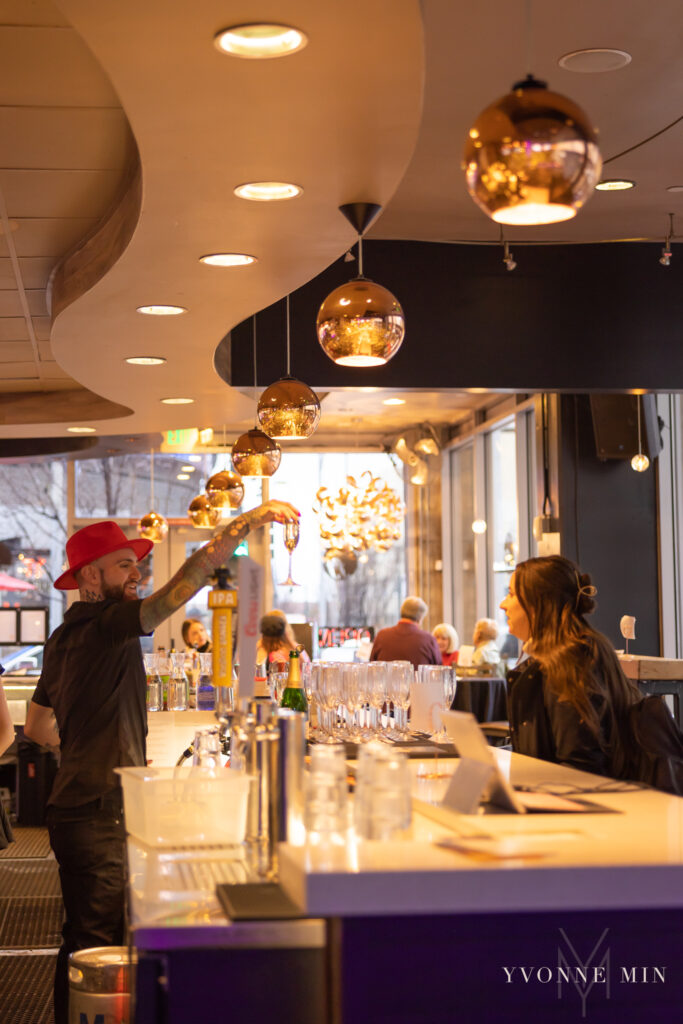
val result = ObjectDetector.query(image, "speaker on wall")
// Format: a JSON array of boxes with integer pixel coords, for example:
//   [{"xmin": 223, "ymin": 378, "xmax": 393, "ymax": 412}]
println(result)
[{"xmin": 590, "ymin": 394, "xmax": 663, "ymax": 461}]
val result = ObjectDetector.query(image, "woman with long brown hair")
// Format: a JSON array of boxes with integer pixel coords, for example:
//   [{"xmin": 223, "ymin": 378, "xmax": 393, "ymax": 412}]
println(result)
[{"xmin": 500, "ymin": 554, "xmax": 641, "ymax": 776}]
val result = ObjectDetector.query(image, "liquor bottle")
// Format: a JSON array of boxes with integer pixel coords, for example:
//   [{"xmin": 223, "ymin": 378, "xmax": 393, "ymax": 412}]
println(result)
[{"xmin": 279, "ymin": 647, "xmax": 308, "ymax": 714}]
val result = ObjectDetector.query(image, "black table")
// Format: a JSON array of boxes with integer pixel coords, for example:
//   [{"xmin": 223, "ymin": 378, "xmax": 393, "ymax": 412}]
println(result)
[{"xmin": 451, "ymin": 674, "xmax": 508, "ymax": 723}]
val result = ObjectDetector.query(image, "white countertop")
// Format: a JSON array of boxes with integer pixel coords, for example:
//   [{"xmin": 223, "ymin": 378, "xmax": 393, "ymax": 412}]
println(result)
[{"xmin": 279, "ymin": 749, "xmax": 683, "ymax": 916}]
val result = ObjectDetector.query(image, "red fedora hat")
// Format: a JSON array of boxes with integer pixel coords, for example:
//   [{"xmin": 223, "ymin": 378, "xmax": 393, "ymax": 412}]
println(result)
[{"xmin": 55, "ymin": 521, "xmax": 154, "ymax": 591}]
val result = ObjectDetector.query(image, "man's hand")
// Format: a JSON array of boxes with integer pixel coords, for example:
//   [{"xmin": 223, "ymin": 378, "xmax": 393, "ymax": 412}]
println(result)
[{"xmin": 242, "ymin": 500, "xmax": 300, "ymax": 530}]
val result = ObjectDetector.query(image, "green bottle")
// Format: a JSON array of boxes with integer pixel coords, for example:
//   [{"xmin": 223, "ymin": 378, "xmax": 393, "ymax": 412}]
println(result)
[{"xmin": 279, "ymin": 647, "xmax": 308, "ymax": 714}]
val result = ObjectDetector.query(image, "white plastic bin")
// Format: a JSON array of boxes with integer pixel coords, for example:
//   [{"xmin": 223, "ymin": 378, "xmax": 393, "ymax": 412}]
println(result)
[{"xmin": 115, "ymin": 766, "xmax": 251, "ymax": 847}]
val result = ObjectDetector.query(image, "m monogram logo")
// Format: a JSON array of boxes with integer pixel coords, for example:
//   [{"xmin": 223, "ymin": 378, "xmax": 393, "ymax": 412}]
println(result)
[{"xmin": 557, "ymin": 927, "xmax": 611, "ymax": 1017}]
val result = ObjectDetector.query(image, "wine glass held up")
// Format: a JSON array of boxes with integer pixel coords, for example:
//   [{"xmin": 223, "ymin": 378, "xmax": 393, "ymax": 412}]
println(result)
[{"xmin": 280, "ymin": 519, "xmax": 301, "ymax": 587}]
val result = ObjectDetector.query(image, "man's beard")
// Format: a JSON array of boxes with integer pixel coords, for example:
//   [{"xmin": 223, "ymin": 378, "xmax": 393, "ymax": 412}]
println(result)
[{"xmin": 100, "ymin": 572, "xmax": 135, "ymax": 602}]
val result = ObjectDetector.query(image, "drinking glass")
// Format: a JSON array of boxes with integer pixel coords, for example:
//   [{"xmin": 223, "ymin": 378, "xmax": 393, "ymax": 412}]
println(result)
[
  {"xmin": 354, "ymin": 744, "xmax": 412, "ymax": 840},
  {"xmin": 366, "ymin": 662, "xmax": 388, "ymax": 737},
  {"xmin": 318, "ymin": 663, "xmax": 342, "ymax": 742},
  {"xmin": 386, "ymin": 661, "xmax": 413, "ymax": 736},
  {"xmin": 419, "ymin": 665, "xmax": 455, "ymax": 740},
  {"xmin": 280, "ymin": 520, "xmax": 300, "ymax": 587},
  {"xmin": 341, "ymin": 664, "xmax": 364, "ymax": 741},
  {"xmin": 144, "ymin": 652, "xmax": 162, "ymax": 712},
  {"xmin": 269, "ymin": 671, "xmax": 288, "ymax": 704},
  {"xmin": 167, "ymin": 652, "xmax": 189, "ymax": 711}
]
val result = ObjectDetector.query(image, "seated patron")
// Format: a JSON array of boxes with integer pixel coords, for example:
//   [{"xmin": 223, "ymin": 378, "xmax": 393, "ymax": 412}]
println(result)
[
  {"xmin": 500, "ymin": 555, "xmax": 641, "ymax": 776},
  {"xmin": 471, "ymin": 618, "xmax": 504, "ymax": 675},
  {"xmin": 432, "ymin": 623, "xmax": 459, "ymax": 666},
  {"xmin": 182, "ymin": 617, "xmax": 211, "ymax": 653},
  {"xmin": 257, "ymin": 610, "xmax": 310, "ymax": 671},
  {"xmin": 370, "ymin": 596, "xmax": 442, "ymax": 670}
]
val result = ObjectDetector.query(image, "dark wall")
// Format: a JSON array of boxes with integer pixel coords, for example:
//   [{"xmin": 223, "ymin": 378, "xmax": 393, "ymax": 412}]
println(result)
[
  {"xmin": 221, "ymin": 240, "xmax": 683, "ymax": 392},
  {"xmin": 557, "ymin": 395, "xmax": 660, "ymax": 652}
]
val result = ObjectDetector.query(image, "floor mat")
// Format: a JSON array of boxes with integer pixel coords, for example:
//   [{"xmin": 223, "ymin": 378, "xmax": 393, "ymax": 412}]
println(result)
[
  {"xmin": 0, "ymin": 897, "xmax": 63, "ymax": 948},
  {"xmin": 0, "ymin": 952, "xmax": 55, "ymax": 1024},
  {"xmin": 0, "ymin": 828, "xmax": 52, "ymax": 860},
  {"xmin": 0, "ymin": 861, "xmax": 61, "ymax": 898}
]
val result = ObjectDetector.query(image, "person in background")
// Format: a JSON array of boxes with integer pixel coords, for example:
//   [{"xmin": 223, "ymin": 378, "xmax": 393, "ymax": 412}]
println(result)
[
  {"xmin": 370, "ymin": 596, "xmax": 442, "ymax": 670},
  {"xmin": 500, "ymin": 554, "xmax": 641, "ymax": 776},
  {"xmin": 257, "ymin": 610, "xmax": 311, "ymax": 671},
  {"xmin": 0, "ymin": 667, "xmax": 15, "ymax": 849},
  {"xmin": 24, "ymin": 499, "xmax": 299, "ymax": 1024},
  {"xmin": 471, "ymin": 618, "xmax": 503, "ymax": 674},
  {"xmin": 182, "ymin": 617, "xmax": 211, "ymax": 653},
  {"xmin": 432, "ymin": 623, "xmax": 459, "ymax": 666}
]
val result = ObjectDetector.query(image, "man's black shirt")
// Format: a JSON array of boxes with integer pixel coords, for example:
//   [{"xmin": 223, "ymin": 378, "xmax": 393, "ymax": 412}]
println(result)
[{"xmin": 33, "ymin": 598, "xmax": 148, "ymax": 807}]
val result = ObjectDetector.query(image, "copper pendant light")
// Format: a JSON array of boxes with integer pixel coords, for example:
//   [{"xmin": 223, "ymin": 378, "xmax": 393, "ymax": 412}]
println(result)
[
  {"xmin": 232, "ymin": 317, "xmax": 281, "ymax": 477},
  {"xmin": 631, "ymin": 396, "xmax": 650, "ymax": 473},
  {"xmin": 464, "ymin": 74, "xmax": 602, "ymax": 226},
  {"xmin": 317, "ymin": 203, "xmax": 405, "ymax": 367},
  {"xmin": 206, "ymin": 469, "xmax": 245, "ymax": 510},
  {"xmin": 137, "ymin": 450, "xmax": 169, "ymax": 543},
  {"xmin": 232, "ymin": 428, "xmax": 281, "ymax": 477},
  {"xmin": 257, "ymin": 294, "xmax": 321, "ymax": 439},
  {"xmin": 188, "ymin": 494, "xmax": 221, "ymax": 528}
]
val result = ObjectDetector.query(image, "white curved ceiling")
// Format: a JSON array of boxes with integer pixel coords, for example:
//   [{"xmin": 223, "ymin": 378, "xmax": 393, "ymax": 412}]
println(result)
[{"xmin": 0, "ymin": 0, "xmax": 680, "ymax": 444}]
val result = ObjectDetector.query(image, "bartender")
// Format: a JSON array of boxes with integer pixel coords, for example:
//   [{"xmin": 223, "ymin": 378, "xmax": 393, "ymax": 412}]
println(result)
[{"xmin": 24, "ymin": 499, "xmax": 299, "ymax": 1024}]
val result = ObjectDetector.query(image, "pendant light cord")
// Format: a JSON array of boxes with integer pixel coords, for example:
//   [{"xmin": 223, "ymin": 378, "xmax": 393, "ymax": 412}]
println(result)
[
  {"xmin": 358, "ymin": 234, "xmax": 364, "ymax": 276},
  {"xmin": 286, "ymin": 294, "xmax": 291, "ymax": 376},
  {"xmin": 150, "ymin": 448, "xmax": 155, "ymax": 508},
  {"xmin": 525, "ymin": 0, "xmax": 533, "ymax": 76},
  {"xmin": 253, "ymin": 315, "xmax": 259, "ymax": 428},
  {"xmin": 637, "ymin": 396, "xmax": 642, "ymax": 455}
]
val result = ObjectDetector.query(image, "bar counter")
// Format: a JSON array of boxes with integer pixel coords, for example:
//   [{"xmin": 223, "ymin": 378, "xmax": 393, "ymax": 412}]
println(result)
[{"xmin": 129, "ymin": 749, "xmax": 683, "ymax": 1024}]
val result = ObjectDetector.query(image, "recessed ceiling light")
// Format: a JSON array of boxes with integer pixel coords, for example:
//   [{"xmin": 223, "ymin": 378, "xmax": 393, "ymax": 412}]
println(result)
[
  {"xmin": 125, "ymin": 356, "xmax": 167, "ymax": 365},
  {"xmin": 558, "ymin": 48, "xmax": 632, "ymax": 73},
  {"xmin": 595, "ymin": 179, "xmax": 636, "ymax": 191},
  {"xmin": 214, "ymin": 23, "xmax": 307, "ymax": 59},
  {"xmin": 137, "ymin": 305, "xmax": 186, "ymax": 316},
  {"xmin": 177, "ymin": 473, "xmax": 190, "ymax": 480},
  {"xmin": 161, "ymin": 397, "xmax": 194, "ymax": 405},
  {"xmin": 234, "ymin": 181, "xmax": 303, "ymax": 202},
  {"xmin": 666, "ymin": 185, "xmax": 683, "ymax": 193},
  {"xmin": 187, "ymin": 455, "xmax": 202, "ymax": 462},
  {"xmin": 199, "ymin": 253, "xmax": 258, "ymax": 267},
  {"xmin": 67, "ymin": 426, "xmax": 96, "ymax": 433},
  {"xmin": 383, "ymin": 398, "xmax": 406, "ymax": 406},
  {"xmin": 181, "ymin": 465, "xmax": 196, "ymax": 472}
]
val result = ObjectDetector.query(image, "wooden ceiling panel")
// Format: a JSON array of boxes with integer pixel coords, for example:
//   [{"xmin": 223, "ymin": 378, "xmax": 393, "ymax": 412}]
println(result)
[
  {"xmin": 0, "ymin": 342, "xmax": 34, "ymax": 363},
  {"xmin": 15, "ymin": 257, "xmax": 55, "ymax": 290},
  {"xmin": 0, "ymin": 292, "xmax": 23, "ymax": 317},
  {"xmin": 0, "ymin": 107, "xmax": 134, "ymax": 171},
  {"xmin": 9, "ymin": 217, "xmax": 97, "ymax": 257},
  {"xmin": 0, "ymin": 362, "xmax": 39, "ymax": 379},
  {"xmin": 0, "ymin": 318, "xmax": 28, "ymax": 341},
  {"xmin": 32, "ymin": 317, "xmax": 51, "ymax": 341},
  {"xmin": 0, "ymin": 169, "xmax": 124, "ymax": 219},
  {"xmin": 0, "ymin": 1, "xmax": 70, "ymax": 27},
  {"xmin": 0, "ymin": 26, "xmax": 121, "ymax": 107},
  {"xmin": 37, "ymin": 341, "xmax": 53, "ymax": 360}
]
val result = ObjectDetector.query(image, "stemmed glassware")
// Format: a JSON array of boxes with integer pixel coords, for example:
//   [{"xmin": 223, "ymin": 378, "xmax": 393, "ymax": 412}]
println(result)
[
  {"xmin": 418, "ymin": 665, "xmax": 456, "ymax": 740},
  {"xmin": 366, "ymin": 663, "xmax": 388, "ymax": 737},
  {"xmin": 386, "ymin": 661, "xmax": 413, "ymax": 737},
  {"xmin": 280, "ymin": 520, "xmax": 300, "ymax": 587}
]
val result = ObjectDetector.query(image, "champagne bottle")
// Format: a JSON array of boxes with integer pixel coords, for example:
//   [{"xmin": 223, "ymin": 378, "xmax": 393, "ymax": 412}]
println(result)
[{"xmin": 279, "ymin": 647, "xmax": 308, "ymax": 714}]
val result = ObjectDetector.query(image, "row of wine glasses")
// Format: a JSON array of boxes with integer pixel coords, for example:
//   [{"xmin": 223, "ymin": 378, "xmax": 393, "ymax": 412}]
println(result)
[{"xmin": 306, "ymin": 661, "xmax": 414, "ymax": 742}]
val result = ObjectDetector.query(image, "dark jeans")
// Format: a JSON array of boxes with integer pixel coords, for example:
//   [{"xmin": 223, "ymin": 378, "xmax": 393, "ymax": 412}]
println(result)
[{"xmin": 47, "ymin": 790, "xmax": 126, "ymax": 1024}]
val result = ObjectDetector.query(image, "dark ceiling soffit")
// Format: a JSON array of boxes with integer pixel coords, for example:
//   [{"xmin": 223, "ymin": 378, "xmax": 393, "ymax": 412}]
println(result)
[
  {"xmin": 0, "ymin": 437, "xmax": 98, "ymax": 460},
  {"xmin": 218, "ymin": 240, "xmax": 683, "ymax": 393}
]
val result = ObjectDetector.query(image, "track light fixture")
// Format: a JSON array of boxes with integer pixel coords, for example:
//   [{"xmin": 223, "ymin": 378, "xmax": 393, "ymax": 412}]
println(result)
[{"xmin": 659, "ymin": 213, "xmax": 674, "ymax": 266}]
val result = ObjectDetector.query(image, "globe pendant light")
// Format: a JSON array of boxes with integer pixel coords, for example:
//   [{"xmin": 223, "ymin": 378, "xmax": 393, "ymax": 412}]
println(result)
[
  {"xmin": 232, "ymin": 428, "xmax": 281, "ymax": 477},
  {"xmin": 137, "ymin": 450, "xmax": 169, "ymax": 543},
  {"xmin": 631, "ymin": 396, "xmax": 650, "ymax": 473},
  {"xmin": 231, "ymin": 316, "xmax": 281, "ymax": 477},
  {"xmin": 206, "ymin": 469, "xmax": 245, "ymax": 511},
  {"xmin": 464, "ymin": 74, "xmax": 602, "ymax": 226},
  {"xmin": 257, "ymin": 295, "xmax": 321, "ymax": 439},
  {"xmin": 188, "ymin": 494, "xmax": 221, "ymax": 528},
  {"xmin": 317, "ymin": 203, "xmax": 405, "ymax": 367}
]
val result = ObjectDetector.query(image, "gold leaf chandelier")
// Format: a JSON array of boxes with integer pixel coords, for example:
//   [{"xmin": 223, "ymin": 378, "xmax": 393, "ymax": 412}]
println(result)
[{"xmin": 313, "ymin": 472, "xmax": 404, "ymax": 576}]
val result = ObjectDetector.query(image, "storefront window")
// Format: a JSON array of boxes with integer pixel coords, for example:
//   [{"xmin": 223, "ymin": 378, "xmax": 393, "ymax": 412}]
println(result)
[{"xmin": 485, "ymin": 421, "xmax": 518, "ymax": 635}]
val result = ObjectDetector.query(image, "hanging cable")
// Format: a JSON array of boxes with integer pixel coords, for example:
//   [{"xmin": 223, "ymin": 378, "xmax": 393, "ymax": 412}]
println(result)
[
  {"xmin": 286, "ymin": 294, "xmax": 291, "ymax": 375},
  {"xmin": 603, "ymin": 114, "xmax": 683, "ymax": 165}
]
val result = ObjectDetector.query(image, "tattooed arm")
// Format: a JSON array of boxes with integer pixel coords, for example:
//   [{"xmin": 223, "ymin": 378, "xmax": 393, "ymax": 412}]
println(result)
[{"xmin": 139, "ymin": 500, "xmax": 299, "ymax": 634}]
